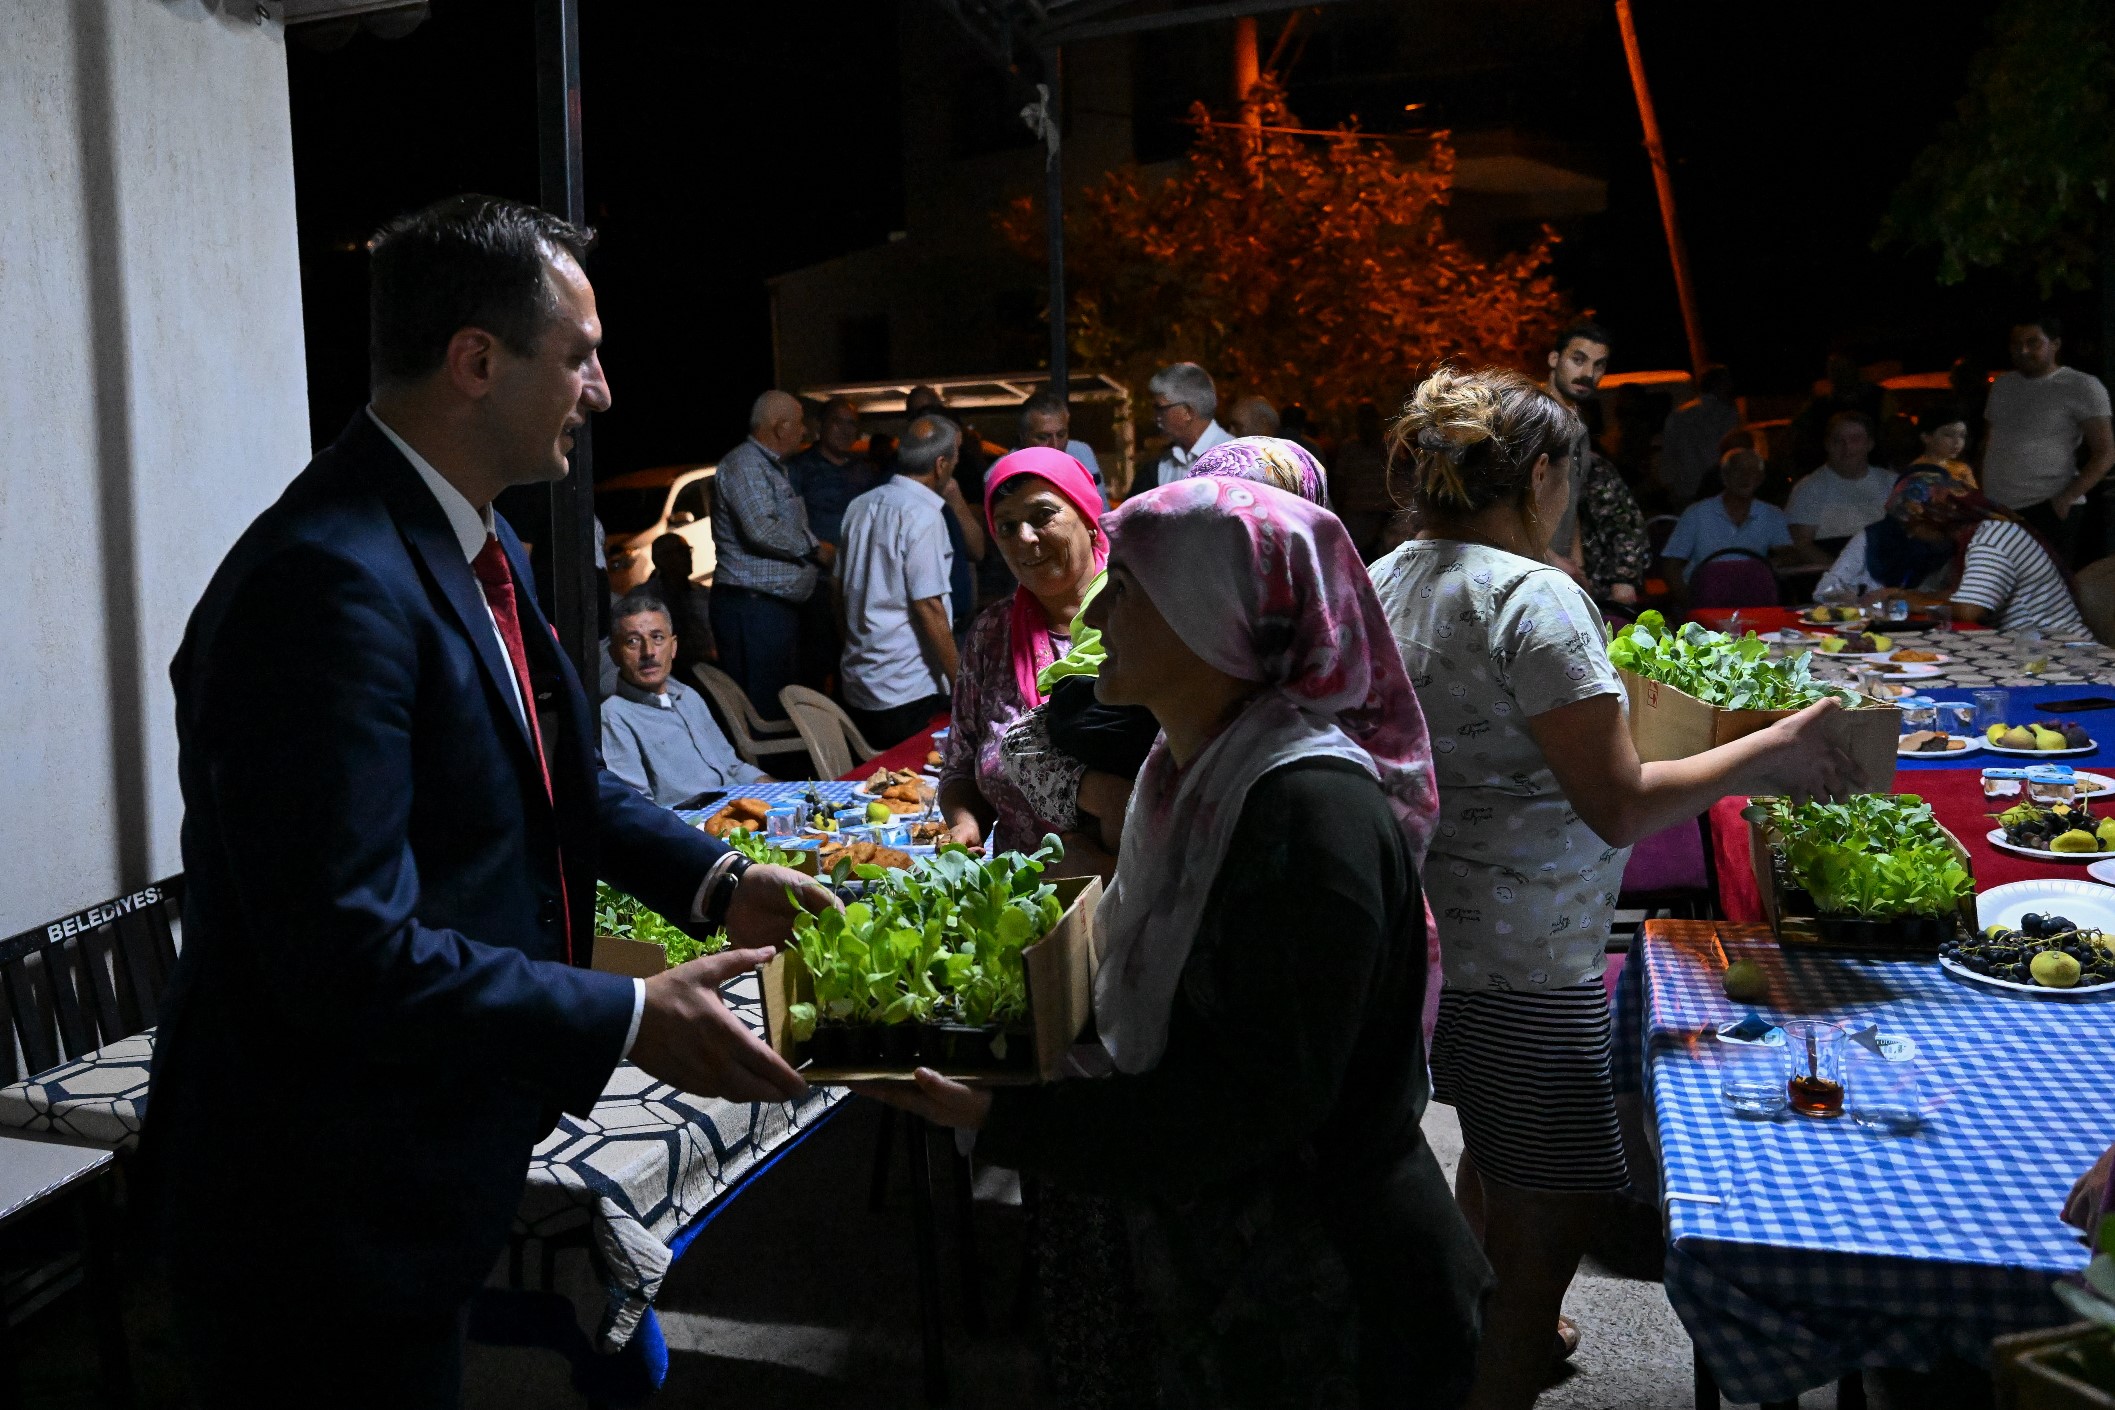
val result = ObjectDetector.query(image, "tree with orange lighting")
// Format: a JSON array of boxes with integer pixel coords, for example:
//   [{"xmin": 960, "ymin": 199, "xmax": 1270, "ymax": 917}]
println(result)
[{"xmin": 1000, "ymin": 82, "xmax": 1572, "ymax": 442}]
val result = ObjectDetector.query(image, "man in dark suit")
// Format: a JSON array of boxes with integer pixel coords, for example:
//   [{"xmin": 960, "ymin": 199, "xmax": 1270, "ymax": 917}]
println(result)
[{"xmin": 146, "ymin": 196, "xmax": 823, "ymax": 1406}]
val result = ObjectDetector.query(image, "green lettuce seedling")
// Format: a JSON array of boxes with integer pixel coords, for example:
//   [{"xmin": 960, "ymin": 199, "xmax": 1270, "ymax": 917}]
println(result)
[{"xmin": 1609, "ymin": 609, "xmax": 1852, "ymax": 712}]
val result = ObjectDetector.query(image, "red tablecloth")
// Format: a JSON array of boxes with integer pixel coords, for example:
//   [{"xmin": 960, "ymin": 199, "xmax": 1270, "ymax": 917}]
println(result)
[
  {"xmin": 1710, "ymin": 768, "xmax": 2071, "ymax": 922},
  {"xmin": 1685, "ymin": 606, "xmax": 1986, "ymax": 634},
  {"xmin": 844, "ymin": 712, "xmax": 949, "ymax": 780}
]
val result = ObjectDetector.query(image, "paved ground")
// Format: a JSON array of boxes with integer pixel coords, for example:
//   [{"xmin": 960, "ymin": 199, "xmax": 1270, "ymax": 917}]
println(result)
[{"xmin": 17, "ymin": 1096, "xmax": 1994, "ymax": 1408}]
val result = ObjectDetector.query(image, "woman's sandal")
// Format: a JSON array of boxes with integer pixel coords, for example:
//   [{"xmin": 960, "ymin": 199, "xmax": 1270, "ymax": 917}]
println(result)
[{"xmin": 1554, "ymin": 1315, "xmax": 1582, "ymax": 1361}]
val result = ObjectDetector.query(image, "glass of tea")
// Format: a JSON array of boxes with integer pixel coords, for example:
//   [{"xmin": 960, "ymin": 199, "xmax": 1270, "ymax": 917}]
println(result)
[
  {"xmin": 1718, "ymin": 1028, "xmax": 1791, "ymax": 1119},
  {"xmin": 1783, "ymin": 1020, "xmax": 1847, "ymax": 1119}
]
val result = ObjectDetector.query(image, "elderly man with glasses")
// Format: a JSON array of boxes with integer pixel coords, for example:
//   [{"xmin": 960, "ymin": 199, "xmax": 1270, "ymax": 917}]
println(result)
[
  {"xmin": 601, "ymin": 589, "xmax": 775, "ymax": 807},
  {"xmin": 1146, "ymin": 361, "xmax": 1232, "ymax": 487}
]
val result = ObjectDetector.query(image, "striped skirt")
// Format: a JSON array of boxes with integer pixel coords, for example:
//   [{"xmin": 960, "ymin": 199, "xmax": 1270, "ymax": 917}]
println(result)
[{"xmin": 1429, "ymin": 982, "xmax": 1631, "ymax": 1195}]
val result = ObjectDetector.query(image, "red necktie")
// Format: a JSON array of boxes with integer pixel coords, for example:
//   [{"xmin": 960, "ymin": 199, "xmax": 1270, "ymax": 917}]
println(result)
[{"xmin": 471, "ymin": 535, "xmax": 574, "ymax": 964}]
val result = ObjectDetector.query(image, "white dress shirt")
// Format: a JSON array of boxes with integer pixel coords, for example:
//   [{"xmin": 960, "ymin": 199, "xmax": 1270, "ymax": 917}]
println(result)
[
  {"xmin": 369, "ymin": 407, "xmax": 649, "ymax": 1058},
  {"xmin": 1154, "ymin": 419, "xmax": 1233, "ymax": 486}
]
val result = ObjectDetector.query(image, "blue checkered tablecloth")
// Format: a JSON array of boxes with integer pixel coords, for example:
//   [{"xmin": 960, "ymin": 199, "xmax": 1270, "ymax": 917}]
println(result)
[{"xmin": 1618, "ymin": 921, "xmax": 2109, "ymax": 1403}]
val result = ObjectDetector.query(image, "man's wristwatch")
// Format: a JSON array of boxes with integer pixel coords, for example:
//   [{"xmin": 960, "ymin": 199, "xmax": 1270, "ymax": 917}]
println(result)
[{"xmin": 702, "ymin": 852, "xmax": 753, "ymax": 931}]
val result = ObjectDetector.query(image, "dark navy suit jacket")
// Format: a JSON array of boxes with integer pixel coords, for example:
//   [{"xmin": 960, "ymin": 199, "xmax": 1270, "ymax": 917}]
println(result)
[{"xmin": 146, "ymin": 411, "xmax": 725, "ymax": 1310}]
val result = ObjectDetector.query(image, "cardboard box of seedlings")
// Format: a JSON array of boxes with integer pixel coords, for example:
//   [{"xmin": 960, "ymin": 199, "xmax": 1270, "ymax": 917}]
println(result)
[
  {"xmin": 760, "ymin": 873, "xmax": 1102, "ymax": 1086},
  {"xmin": 1744, "ymin": 809, "xmax": 1975, "ymax": 948},
  {"xmin": 1619, "ymin": 670, "xmax": 1901, "ymax": 792}
]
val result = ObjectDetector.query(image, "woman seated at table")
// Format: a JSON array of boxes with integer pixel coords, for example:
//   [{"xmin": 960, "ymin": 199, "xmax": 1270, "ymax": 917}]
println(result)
[
  {"xmin": 1813, "ymin": 468, "xmax": 2090, "ymax": 637},
  {"xmin": 938, "ymin": 447, "xmax": 1106, "ymax": 860},
  {"xmin": 870, "ymin": 476, "xmax": 1492, "ymax": 1408},
  {"xmin": 996, "ymin": 436, "xmax": 1337, "ymax": 861},
  {"xmin": 1368, "ymin": 366, "xmax": 1860, "ymax": 1410}
]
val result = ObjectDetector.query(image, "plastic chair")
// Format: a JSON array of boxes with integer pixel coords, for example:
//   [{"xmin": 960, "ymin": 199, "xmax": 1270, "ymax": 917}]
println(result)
[
  {"xmin": 1608, "ymin": 818, "xmax": 1716, "ymax": 954},
  {"xmin": 777, "ymin": 686, "xmax": 881, "ymax": 781},
  {"xmin": 689, "ymin": 663, "xmax": 811, "ymax": 771},
  {"xmin": 2075, "ymin": 557, "xmax": 2115, "ymax": 646},
  {"xmin": 1685, "ymin": 548, "xmax": 1779, "ymax": 610}
]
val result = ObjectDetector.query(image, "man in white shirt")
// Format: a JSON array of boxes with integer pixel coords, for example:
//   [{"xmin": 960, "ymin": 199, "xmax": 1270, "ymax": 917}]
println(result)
[
  {"xmin": 1147, "ymin": 362, "xmax": 1232, "ymax": 487},
  {"xmin": 1981, "ymin": 314, "xmax": 2115, "ymax": 562},
  {"xmin": 1015, "ymin": 390, "xmax": 1108, "ymax": 507},
  {"xmin": 1785, "ymin": 411, "xmax": 1895, "ymax": 557},
  {"xmin": 839, "ymin": 415, "xmax": 960, "ymax": 748}
]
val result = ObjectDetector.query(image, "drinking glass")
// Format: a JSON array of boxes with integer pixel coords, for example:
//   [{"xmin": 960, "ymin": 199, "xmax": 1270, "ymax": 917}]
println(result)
[
  {"xmin": 1718, "ymin": 1029, "xmax": 1790, "ymax": 1119},
  {"xmin": 764, "ymin": 805, "xmax": 800, "ymax": 840},
  {"xmin": 1847, "ymin": 1037, "xmax": 1923, "ymax": 1134},
  {"xmin": 1855, "ymin": 667, "xmax": 1887, "ymax": 699},
  {"xmin": 1974, "ymin": 689, "xmax": 2009, "ymax": 735},
  {"xmin": 1783, "ymin": 1020, "xmax": 1847, "ymax": 1118},
  {"xmin": 1932, "ymin": 701, "xmax": 1974, "ymax": 737},
  {"xmin": 1883, "ymin": 597, "xmax": 1911, "ymax": 625},
  {"xmin": 1898, "ymin": 696, "xmax": 1938, "ymax": 734}
]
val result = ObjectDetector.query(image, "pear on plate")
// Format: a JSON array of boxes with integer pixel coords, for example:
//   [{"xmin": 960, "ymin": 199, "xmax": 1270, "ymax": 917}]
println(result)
[
  {"xmin": 2034, "ymin": 724, "xmax": 2069, "ymax": 751},
  {"xmin": 2095, "ymin": 816, "xmax": 2115, "ymax": 850},
  {"xmin": 1987, "ymin": 722, "xmax": 2008, "ymax": 744},
  {"xmin": 1870, "ymin": 633, "xmax": 1893, "ymax": 651},
  {"xmin": 2001, "ymin": 725, "xmax": 2038, "ymax": 750}
]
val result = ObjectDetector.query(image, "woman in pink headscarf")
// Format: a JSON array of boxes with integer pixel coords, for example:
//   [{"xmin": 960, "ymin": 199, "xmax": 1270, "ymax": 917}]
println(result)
[
  {"xmin": 867, "ymin": 478, "xmax": 1489, "ymax": 1409},
  {"xmin": 937, "ymin": 446, "xmax": 1105, "ymax": 853}
]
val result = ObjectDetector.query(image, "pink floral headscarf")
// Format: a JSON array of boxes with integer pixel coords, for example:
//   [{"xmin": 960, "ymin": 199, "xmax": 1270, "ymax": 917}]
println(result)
[
  {"xmin": 983, "ymin": 446, "xmax": 1107, "ymax": 709},
  {"xmin": 1186, "ymin": 435, "xmax": 1331, "ymax": 508},
  {"xmin": 1092, "ymin": 477, "xmax": 1442, "ymax": 1073}
]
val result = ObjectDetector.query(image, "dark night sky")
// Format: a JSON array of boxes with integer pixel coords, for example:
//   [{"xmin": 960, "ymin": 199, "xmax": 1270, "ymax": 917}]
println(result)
[{"xmin": 287, "ymin": 0, "xmax": 2067, "ymax": 475}]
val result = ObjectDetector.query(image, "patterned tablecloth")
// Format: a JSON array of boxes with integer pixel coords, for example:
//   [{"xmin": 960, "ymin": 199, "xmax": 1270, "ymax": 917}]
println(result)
[
  {"xmin": 0, "ymin": 977, "xmax": 842, "ymax": 1360},
  {"xmin": 1818, "ymin": 630, "xmax": 2115, "ymax": 688},
  {"xmin": 0, "ymin": 778, "xmax": 908, "ymax": 1390},
  {"xmin": 1615, "ymin": 920, "xmax": 2106, "ymax": 1403}
]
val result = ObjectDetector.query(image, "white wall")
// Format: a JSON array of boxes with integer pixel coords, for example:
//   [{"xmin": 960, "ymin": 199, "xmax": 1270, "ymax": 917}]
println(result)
[{"xmin": 0, "ymin": 0, "xmax": 309, "ymax": 936}]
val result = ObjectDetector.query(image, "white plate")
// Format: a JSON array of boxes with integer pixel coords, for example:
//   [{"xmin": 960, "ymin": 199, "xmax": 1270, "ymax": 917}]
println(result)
[
  {"xmin": 1984, "ymin": 741, "xmax": 2099, "ymax": 757},
  {"xmin": 1854, "ymin": 650, "xmax": 1954, "ymax": 666},
  {"xmin": 1986, "ymin": 828, "xmax": 2115, "ymax": 862},
  {"xmin": 1860, "ymin": 662, "xmax": 1948, "ymax": 680},
  {"xmin": 1897, "ymin": 735, "xmax": 1981, "ymax": 758},
  {"xmin": 1955, "ymin": 880, "xmax": 2115, "ymax": 995},
  {"xmin": 1939, "ymin": 954, "xmax": 2115, "ymax": 996},
  {"xmin": 851, "ymin": 775, "xmax": 935, "ymax": 798},
  {"xmin": 1801, "ymin": 611, "xmax": 1868, "ymax": 627}
]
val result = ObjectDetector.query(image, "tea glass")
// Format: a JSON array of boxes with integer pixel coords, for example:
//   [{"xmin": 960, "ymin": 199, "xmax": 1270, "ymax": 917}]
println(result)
[
  {"xmin": 1897, "ymin": 696, "xmax": 1938, "ymax": 734},
  {"xmin": 1718, "ymin": 1028, "xmax": 1791, "ymax": 1119},
  {"xmin": 1974, "ymin": 689, "xmax": 2009, "ymax": 735},
  {"xmin": 1847, "ymin": 1038, "xmax": 1923, "ymax": 1135},
  {"xmin": 1782, "ymin": 1020, "xmax": 1847, "ymax": 1118}
]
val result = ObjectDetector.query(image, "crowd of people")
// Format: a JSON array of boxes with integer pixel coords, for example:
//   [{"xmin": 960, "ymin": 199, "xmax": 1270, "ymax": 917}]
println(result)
[{"xmin": 158, "ymin": 193, "xmax": 2115, "ymax": 1408}]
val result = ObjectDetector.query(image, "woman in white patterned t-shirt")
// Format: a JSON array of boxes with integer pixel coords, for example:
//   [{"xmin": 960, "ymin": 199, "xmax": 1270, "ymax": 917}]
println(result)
[{"xmin": 1368, "ymin": 367, "xmax": 1862, "ymax": 1410}]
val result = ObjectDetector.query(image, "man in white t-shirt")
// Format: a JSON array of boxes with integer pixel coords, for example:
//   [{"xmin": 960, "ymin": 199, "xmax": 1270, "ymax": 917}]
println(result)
[
  {"xmin": 1784, "ymin": 411, "xmax": 1894, "ymax": 557},
  {"xmin": 838, "ymin": 415, "xmax": 959, "ymax": 749},
  {"xmin": 1981, "ymin": 314, "xmax": 2114, "ymax": 562}
]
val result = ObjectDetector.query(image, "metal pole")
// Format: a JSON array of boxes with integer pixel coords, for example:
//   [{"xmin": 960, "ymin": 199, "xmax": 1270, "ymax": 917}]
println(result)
[
  {"xmin": 1040, "ymin": 46, "xmax": 1068, "ymax": 405},
  {"xmin": 1613, "ymin": 0, "xmax": 1709, "ymax": 378},
  {"xmin": 536, "ymin": 0, "xmax": 601, "ymax": 707}
]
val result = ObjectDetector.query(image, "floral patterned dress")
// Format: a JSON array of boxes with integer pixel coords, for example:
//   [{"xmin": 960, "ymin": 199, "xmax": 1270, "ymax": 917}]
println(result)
[{"xmin": 941, "ymin": 599, "xmax": 1081, "ymax": 845}]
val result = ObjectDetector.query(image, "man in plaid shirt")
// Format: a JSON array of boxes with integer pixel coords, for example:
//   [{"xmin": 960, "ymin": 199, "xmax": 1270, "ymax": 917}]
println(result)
[{"xmin": 708, "ymin": 390, "xmax": 831, "ymax": 719}]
